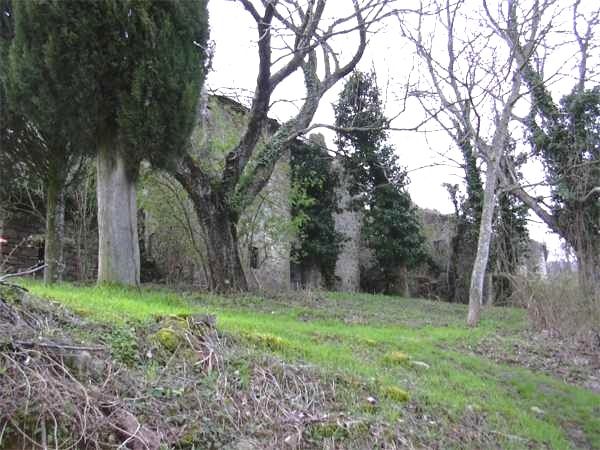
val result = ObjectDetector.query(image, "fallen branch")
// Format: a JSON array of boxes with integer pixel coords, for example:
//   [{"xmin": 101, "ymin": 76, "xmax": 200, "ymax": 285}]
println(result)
[
  {"xmin": 13, "ymin": 341, "xmax": 105, "ymax": 353},
  {"xmin": 0, "ymin": 263, "xmax": 47, "ymax": 282}
]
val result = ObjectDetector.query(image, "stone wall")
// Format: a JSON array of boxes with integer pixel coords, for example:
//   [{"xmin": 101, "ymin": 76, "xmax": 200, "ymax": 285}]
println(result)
[
  {"xmin": 140, "ymin": 94, "xmax": 293, "ymax": 291},
  {"xmin": 413, "ymin": 209, "xmax": 455, "ymax": 298},
  {"xmin": 242, "ymin": 151, "xmax": 292, "ymax": 292},
  {"xmin": 523, "ymin": 240, "xmax": 548, "ymax": 278}
]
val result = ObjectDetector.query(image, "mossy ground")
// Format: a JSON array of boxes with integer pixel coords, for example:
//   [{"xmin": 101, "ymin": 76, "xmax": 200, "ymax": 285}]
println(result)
[{"xmin": 20, "ymin": 280, "xmax": 600, "ymax": 449}]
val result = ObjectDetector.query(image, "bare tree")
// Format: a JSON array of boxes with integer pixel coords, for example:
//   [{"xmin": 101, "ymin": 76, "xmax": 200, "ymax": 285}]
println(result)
[
  {"xmin": 175, "ymin": 0, "xmax": 398, "ymax": 292},
  {"xmin": 500, "ymin": 0, "xmax": 600, "ymax": 298},
  {"xmin": 399, "ymin": 0, "xmax": 553, "ymax": 325}
]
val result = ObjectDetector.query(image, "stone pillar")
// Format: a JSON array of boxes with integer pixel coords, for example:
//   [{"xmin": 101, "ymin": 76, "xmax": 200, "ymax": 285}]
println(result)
[{"xmin": 333, "ymin": 159, "xmax": 361, "ymax": 291}]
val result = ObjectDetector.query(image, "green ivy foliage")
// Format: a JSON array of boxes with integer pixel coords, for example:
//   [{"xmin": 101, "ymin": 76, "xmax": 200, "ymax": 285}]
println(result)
[
  {"xmin": 492, "ymin": 191, "xmax": 529, "ymax": 304},
  {"xmin": 290, "ymin": 139, "xmax": 344, "ymax": 287},
  {"xmin": 530, "ymin": 87, "xmax": 600, "ymax": 227},
  {"xmin": 444, "ymin": 138, "xmax": 484, "ymax": 303}
]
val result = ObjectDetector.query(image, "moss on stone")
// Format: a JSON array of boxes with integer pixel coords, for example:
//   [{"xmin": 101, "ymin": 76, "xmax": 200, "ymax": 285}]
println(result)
[
  {"xmin": 153, "ymin": 327, "xmax": 181, "ymax": 352},
  {"xmin": 0, "ymin": 285, "xmax": 24, "ymax": 303},
  {"xmin": 381, "ymin": 386, "xmax": 410, "ymax": 403},
  {"xmin": 244, "ymin": 332, "xmax": 287, "ymax": 351},
  {"xmin": 383, "ymin": 351, "xmax": 410, "ymax": 365}
]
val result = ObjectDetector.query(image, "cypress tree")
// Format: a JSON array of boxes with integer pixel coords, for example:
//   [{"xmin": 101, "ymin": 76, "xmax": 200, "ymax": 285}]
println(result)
[
  {"xmin": 7, "ymin": 0, "xmax": 209, "ymax": 285},
  {"xmin": 1, "ymin": 0, "xmax": 71, "ymax": 283},
  {"xmin": 335, "ymin": 71, "xmax": 427, "ymax": 294}
]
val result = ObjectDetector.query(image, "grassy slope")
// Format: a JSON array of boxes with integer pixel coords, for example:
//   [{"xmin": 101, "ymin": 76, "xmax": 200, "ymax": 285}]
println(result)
[{"xmin": 23, "ymin": 281, "xmax": 600, "ymax": 449}]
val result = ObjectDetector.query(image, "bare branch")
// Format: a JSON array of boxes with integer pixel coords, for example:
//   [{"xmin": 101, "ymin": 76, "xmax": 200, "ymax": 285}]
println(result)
[{"xmin": 0, "ymin": 264, "xmax": 47, "ymax": 282}]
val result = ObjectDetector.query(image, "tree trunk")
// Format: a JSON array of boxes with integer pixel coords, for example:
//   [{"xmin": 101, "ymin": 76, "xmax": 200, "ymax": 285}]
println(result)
[
  {"xmin": 467, "ymin": 161, "xmax": 499, "ymax": 327},
  {"xmin": 174, "ymin": 155, "xmax": 248, "ymax": 293},
  {"xmin": 56, "ymin": 188, "xmax": 65, "ymax": 281},
  {"xmin": 198, "ymin": 199, "xmax": 248, "ymax": 293},
  {"xmin": 44, "ymin": 165, "xmax": 63, "ymax": 284},
  {"xmin": 96, "ymin": 142, "xmax": 140, "ymax": 286},
  {"xmin": 398, "ymin": 264, "xmax": 410, "ymax": 298},
  {"xmin": 574, "ymin": 241, "xmax": 600, "ymax": 300},
  {"xmin": 467, "ymin": 66, "xmax": 521, "ymax": 327}
]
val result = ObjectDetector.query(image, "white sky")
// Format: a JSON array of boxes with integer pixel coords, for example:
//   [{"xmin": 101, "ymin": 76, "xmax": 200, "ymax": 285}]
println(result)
[{"xmin": 206, "ymin": 0, "xmax": 591, "ymax": 261}]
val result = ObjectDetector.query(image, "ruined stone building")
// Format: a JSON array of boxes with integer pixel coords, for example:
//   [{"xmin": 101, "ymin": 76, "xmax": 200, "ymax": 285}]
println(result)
[
  {"xmin": 138, "ymin": 94, "xmax": 293, "ymax": 291},
  {"xmin": 331, "ymin": 159, "xmax": 362, "ymax": 292},
  {"xmin": 0, "ymin": 94, "xmax": 548, "ymax": 301}
]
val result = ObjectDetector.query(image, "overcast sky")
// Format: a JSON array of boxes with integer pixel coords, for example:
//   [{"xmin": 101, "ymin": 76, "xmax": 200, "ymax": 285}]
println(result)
[{"xmin": 205, "ymin": 1, "xmax": 589, "ymax": 261}]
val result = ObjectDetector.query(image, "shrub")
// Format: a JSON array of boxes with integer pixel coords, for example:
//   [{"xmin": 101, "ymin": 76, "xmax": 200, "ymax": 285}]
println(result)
[{"xmin": 511, "ymin": 273, "xmax": 600, "ymax": 340}]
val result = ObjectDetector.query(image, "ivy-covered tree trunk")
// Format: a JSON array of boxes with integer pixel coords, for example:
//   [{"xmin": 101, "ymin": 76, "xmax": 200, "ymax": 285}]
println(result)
[
  {"xmin": 575, "ymin": 246, "xmax": 600, "ymax": 299},
  {"xmin": 44, "ymin": 163, "xmax": 63, "ymax": 284},
  {"xmin": 96, "ymin": 142, "xmax": 140, "ymax": 286},
  {"xmin": 447, "ymin": 140, "xmax": 483, "ymax": 303},
  {"xmin": 507, "ymin": 57, "xmax": 600, "ymax": 303},
  {"xmin": 569, "ymin": 211, "xmax": 600, "ymax": 299}
]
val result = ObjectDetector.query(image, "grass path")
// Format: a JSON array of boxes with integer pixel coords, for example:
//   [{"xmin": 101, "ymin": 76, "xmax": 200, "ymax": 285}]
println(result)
[{"xmin": 23, "ymin": 281, "xmax": 600, "ymax": 449}]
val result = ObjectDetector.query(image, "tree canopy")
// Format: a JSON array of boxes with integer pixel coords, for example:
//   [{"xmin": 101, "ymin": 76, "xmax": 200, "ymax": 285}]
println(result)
[{"xmin": 7, "ymin": 0, "xmax": 209, "ymax": 172}]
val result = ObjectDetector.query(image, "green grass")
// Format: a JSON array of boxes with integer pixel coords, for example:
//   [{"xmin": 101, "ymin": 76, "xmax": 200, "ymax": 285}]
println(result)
[{"xmin": 21, "ymin": 280, "xmax": 600, "ymax": 449}]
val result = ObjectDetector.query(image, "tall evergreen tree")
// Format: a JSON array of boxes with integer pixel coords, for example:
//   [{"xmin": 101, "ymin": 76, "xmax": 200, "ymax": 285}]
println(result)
[
  {"xmin": 1, "ymin": 0, "xmax": 71, "ymax": 282},
  {"xmin": 335, "ymin": 71, "xmax": 426, "ymax": 294},
  {"xmin": 7, "ymin": 0, "xmax": 209, "ymax": 285}
]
